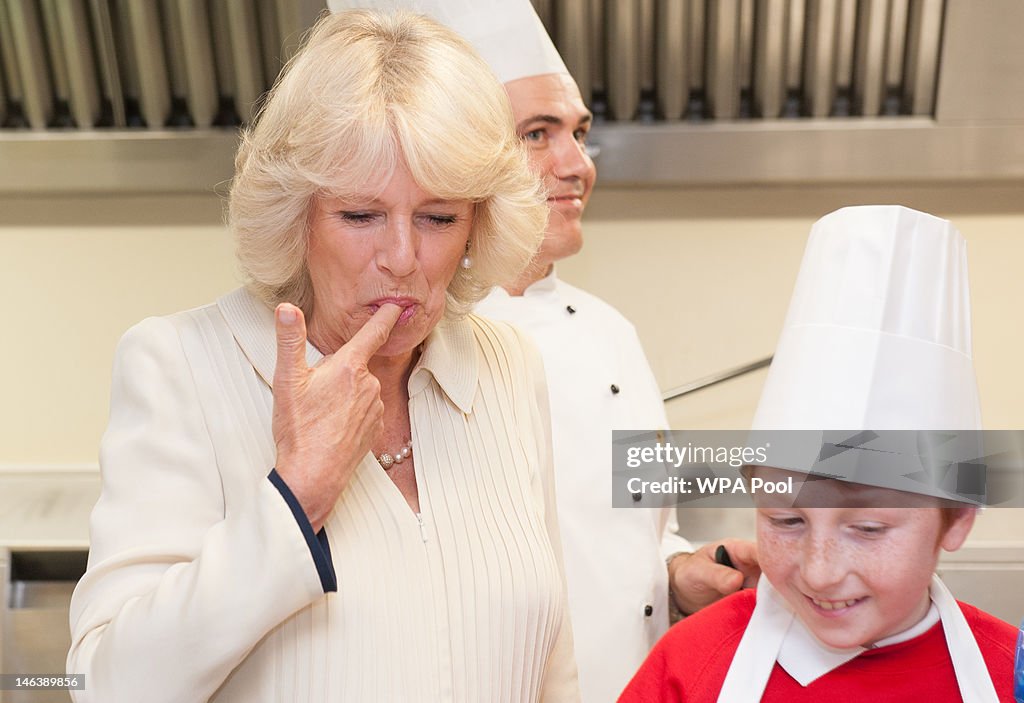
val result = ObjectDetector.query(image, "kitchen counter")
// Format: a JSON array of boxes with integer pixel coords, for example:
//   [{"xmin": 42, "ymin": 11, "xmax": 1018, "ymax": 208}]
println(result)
[{"xmin": 0, "ymin": 469, "xmax": 99, "ymax": 550}]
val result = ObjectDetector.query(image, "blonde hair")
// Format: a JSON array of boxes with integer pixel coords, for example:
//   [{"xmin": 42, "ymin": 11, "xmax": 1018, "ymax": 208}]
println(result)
[{"xmin": 229, "ymin": 10, "xmax": 546, "ymax": 317}]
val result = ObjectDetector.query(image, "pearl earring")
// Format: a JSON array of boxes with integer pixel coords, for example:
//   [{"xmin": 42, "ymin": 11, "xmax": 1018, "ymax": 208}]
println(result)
[{"xmin": 460, "ymin": 242, "xmax": 473, "ymax": 269}]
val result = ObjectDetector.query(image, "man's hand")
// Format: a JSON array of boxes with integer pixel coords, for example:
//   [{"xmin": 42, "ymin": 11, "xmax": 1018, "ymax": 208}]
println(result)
[
  {"xmin": 668, "ymin": 538, "xmax": 760, "ymax": 616},
  {"xmin": 272, "ymin": 302, "xmax": 402, "ymax": 531}
]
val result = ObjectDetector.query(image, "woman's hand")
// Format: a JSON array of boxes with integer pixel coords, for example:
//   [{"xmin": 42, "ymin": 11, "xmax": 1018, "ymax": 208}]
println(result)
[{"xmin": 271, "ymin": 302, "xmax": 402, "ymax": 531}]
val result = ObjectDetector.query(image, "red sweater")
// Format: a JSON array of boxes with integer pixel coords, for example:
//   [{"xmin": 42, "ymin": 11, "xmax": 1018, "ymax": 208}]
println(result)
[{"xmin": 619, "ymin": 589, "xmax": 1017, "ymax": 702}]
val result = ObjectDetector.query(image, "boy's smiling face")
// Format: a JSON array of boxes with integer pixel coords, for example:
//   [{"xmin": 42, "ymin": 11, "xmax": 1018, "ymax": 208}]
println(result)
[{"xmin": 753, "ymin": 467, "xmax": 976, "ymax": 649}]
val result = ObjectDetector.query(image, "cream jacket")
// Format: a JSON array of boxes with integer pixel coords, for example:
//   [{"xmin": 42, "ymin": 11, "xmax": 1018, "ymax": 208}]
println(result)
[
  {"xmin": 68, "ymin": 287, "xmax": 579, "ymax": 703},
  {"xmin": 477, "ymin": 271, "xmax": 690, "ymax": 703}
]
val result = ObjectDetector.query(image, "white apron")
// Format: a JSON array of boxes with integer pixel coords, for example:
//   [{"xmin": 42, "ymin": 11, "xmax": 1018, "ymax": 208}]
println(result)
[{"xmin": 716, "ymin": 575, "xmax": 999, "ymax": 702}]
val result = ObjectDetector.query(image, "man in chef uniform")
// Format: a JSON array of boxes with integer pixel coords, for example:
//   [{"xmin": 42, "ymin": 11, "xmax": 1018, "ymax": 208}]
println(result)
[
  {"xmin": 323, "ymin": 3, "xmax": 760, "ymax": 700},
  {"xmin": 619, "ymin": 205, "xmax": 1018, "ymax": 702}
]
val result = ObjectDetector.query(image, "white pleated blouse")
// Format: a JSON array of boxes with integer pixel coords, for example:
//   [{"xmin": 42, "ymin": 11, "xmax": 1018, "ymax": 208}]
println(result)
[{"xmin": 68, "ymin": 287, "xmax": 579, "ymax": 703}]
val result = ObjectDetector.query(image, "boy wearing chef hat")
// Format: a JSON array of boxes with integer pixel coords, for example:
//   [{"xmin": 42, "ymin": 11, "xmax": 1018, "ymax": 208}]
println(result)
[{"xmin": 620, "ymin": 205, "xmax": 1018, "ymax": 702}]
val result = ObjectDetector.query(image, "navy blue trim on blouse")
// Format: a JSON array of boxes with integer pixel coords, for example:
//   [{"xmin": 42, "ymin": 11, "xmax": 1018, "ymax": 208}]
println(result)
[{"xmin": 267, "ymin": 469, "xmax": 337, "ymax": 593}]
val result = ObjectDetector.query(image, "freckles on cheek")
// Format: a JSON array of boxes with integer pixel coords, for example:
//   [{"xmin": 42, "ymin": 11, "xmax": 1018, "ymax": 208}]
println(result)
[
  {"xmin": 755, "ymin": 529, "xmax": 792, "ymax": 582},
  {"xmin": 854, "ymin": 532, "xmax": 935, "ymax": 590}
]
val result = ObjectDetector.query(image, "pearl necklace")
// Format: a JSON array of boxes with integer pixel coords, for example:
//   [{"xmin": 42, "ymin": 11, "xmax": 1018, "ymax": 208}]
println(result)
[{"xmin": 376, "ymin": 439, "xmax": 413, "ymax": 471}]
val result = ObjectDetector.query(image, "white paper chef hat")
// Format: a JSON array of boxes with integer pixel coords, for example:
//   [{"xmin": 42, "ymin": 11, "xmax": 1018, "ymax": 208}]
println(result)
[
  {"xmin": 326, "ymin": 0, "xmax": 568, "ymax": 84},
  {"xmin": 749, "ymin": 206, "xmax": 984, "ymax": 501}
]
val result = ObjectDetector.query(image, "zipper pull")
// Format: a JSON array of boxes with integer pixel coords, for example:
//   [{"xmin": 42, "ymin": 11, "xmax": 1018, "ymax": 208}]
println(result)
[{"xmin": 416, "ymin": 513, "xmax": 427, "ymax": 543}]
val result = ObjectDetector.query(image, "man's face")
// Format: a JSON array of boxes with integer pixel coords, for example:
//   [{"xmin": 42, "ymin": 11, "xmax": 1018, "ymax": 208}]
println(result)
[{"xmin": 505, "ymin": 73, "xmax": 596, "ymax": 272}]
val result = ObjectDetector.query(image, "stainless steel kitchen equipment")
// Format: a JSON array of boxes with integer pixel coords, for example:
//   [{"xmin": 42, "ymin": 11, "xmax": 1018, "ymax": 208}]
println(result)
[
  {"xmin": 1, "ymin": 550, "xmax": 87, "ymax": 703},
  {"xmin": 0, "ymin": 470, "xmax": 98, "ymax": 703},
  {"xmin": 2, "ymin": 0, "xmax": 1024, "ymax": 191}
]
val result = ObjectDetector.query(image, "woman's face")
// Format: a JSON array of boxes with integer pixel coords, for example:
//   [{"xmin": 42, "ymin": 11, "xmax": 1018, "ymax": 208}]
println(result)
[
  {"xmin": 754, "ymin": 468, "xmax": 974, "ymax": 649},
  {"xmin": 306, "ymin": 160, "xmax": 473, "ymax": 359}
]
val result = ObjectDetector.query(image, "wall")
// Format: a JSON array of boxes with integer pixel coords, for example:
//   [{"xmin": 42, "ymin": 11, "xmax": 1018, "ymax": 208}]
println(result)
[
  {"xmin": 1, "ymin": 195, "xmax": 236, "ymax": 467},
  {"xmin": 563, "ymin": 181, "xmax": 1024, "ymax": 432},
  {"xmin": 559, "ymin": 181, "xmax": 1024, "ymax": 553},
  {"xmin": 2, "ymin": 182, "xmax": 1022, "ymax": 551}
]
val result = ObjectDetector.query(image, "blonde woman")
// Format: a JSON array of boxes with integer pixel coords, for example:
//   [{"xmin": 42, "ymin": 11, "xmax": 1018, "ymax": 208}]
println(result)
[{"xmin": 68, "ymin": 11, "xmax": 578, "ymax": 702}]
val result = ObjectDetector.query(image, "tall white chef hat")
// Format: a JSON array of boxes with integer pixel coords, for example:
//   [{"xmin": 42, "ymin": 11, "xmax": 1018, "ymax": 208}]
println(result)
[
  {"xmin": 326, "ymin": 0, "xmax": 568, "ymax": 84},
  {"xmin": 750, "ymin": 205, "xmax": 984, "ymax": 501}
]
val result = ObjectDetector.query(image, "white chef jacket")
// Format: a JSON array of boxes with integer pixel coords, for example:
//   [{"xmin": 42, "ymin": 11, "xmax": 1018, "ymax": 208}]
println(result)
[{"xmin": 476, "ymin": 270, "xmax": 691, "ymax": 703}]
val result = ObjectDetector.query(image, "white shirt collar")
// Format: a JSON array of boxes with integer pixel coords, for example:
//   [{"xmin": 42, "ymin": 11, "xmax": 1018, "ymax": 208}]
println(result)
[
  {"xmin": 485, "ymin": 266, "xmax": 559, "ymax": 303},
  {"xmin": 872, "ymin": 602, "xmax": 941, "ymax": 648},
  {"xmin": 718, "ymin": 575, "xmax": 998, "ymax": 703},
  {"xmin": 521, "ymin": 266, "xmax": 559, "ymax": 297},
  {"xmin": 775, "ymin": 589, "xmax": 940, "ymax": 686},
  {"xmin": 775, "ymin": 614, "xmax": 863, "ymax": 686}
]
